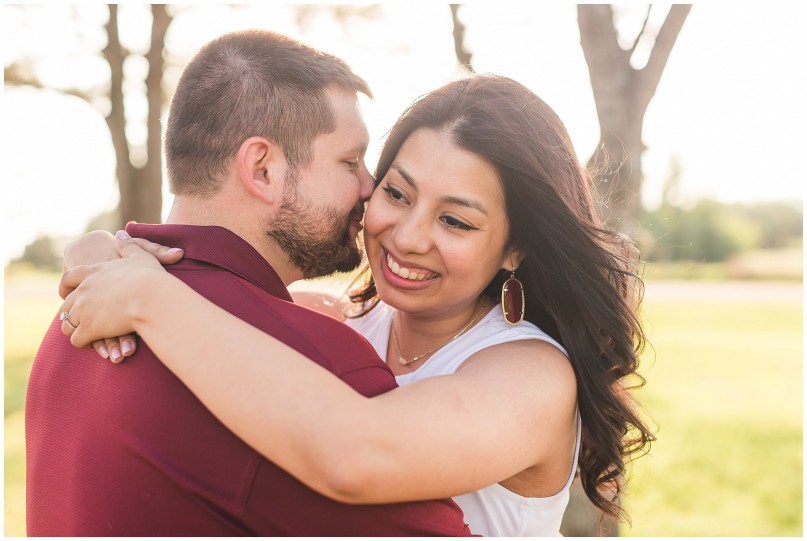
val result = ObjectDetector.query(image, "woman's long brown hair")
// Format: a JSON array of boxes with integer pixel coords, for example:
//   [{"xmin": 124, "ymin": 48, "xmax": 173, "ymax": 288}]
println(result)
[{"xmin": 351, "ymin": 75, "xmax": 654, "ymax": 523}]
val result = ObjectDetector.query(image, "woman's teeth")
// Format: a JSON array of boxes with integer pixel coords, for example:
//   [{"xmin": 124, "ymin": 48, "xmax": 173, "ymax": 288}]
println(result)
[{"xmin": 387, "ymin": 253, "xmax": 436, "ymax": 281}]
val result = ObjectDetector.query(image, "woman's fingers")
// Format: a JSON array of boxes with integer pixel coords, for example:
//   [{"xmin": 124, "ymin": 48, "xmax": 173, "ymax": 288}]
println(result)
[
  {"xmin": 59, "ymin": 230, "xmax": 181, "ymax": 301},
  {"xmin": 59, "ymin": 263, "xmax": 99, "ymax": 300},
  {"xmin": 91, "ymin": 339, "xmax": 111, "ymax": 360},
  {"xmin": 58, "ymin": 253, "xmax": 157, "ymax": 349},
  {"xmin": 114, "ymin": 231, "xmax": 177, "ymax": 271},
  {"xmin": 107, "ymin": 337, "xmax": 126, "ymax": 364},
  {"xmin": 58, "ymin": 291, "xmax": 82, "ymax": 344},
  {"xmin": 119, "ymin": 334, "xmax": 138, "ymax": 362},
  {"xmin": 126, "ymin": 234, "xmax": 184, "ymax": 265},
  {"xmin": 59, "ymin": 307, "xmax": 79, "ymax": 339}
]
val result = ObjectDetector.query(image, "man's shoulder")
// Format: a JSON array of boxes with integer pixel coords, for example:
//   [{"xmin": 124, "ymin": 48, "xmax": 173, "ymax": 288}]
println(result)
[{"xmin": 171, "ymin": 265, "xmax": 393, "ymax": 384}]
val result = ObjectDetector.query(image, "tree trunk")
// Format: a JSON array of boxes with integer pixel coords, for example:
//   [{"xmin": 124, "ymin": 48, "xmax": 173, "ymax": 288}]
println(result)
[
  {"xmin": 574, "ymin": 4, "xmax": 690, "ymax": 535},
  {"xmin": 578, "ymin": 4, "xmax": 691, "ymax": 238},
  {"xmin": 103, "ymin": 4, "xmax": 132, "ymax": 229},
  {"xmin": 136, "ymin": 3, "xmax": 169, "ymax": 225},
  {"xmin": 560, "ymin": 481, "xmax": 619, "ymax": 536},
  {"xmin": 105, "ymin": 4, "xmax": 170, "ymax": 228}
]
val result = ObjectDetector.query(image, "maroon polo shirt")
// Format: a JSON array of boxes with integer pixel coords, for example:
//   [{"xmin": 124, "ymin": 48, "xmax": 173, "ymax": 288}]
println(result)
[{"xmin": 26, "ymin": 223, "xmax": 473, "ymax": 537}]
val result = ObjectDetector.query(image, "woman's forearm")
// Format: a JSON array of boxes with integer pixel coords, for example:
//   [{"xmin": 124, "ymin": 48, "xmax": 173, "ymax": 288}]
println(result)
[
  {"xmin": 129, "ymin": 272, "xmax": 379, "ymax": 500},
  {"xmin": 125, "ymin": 274, "xmax": 558, "ymax": 504},
  {"xmin": 61, "ymin": 240, "xmax": 538, "ymax": 502}
]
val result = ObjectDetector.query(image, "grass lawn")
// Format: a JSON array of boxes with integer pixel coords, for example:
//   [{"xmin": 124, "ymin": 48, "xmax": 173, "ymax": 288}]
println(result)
[
  {"xmin": 4, "ymin": 273, "xmax": 803, "ymax": 536},
  {"xmin": 623, "ymin": 282, "xmax": 803, "ymax": 536},
  {"xmin": 4, "ymin": 271, "xmax": 64, "ymax": 537}
]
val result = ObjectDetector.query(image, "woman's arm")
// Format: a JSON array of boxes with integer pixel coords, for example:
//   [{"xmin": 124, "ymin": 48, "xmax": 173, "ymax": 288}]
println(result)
[
  {"xmin": 61, "ymin": 237, "xmax": 577, "ymax": 504},
  {"xmin": 63, "ymin": 231, "xmax": 119, "ymax": 272},
  {"xmin": 61, "ymin": 230, "xmax": 185, "ymax": 362},
  {"xmin": 289, "ymin": 290, "xmax": 347, "ymax": 320},
  {"xmin": 62, "ymin": 229, "xmax": 184, "ymax": 277}
]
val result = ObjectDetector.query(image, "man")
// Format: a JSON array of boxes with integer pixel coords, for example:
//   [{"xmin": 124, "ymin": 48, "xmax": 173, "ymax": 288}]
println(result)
[{"xmin": 25, "ymin": 30, "xmax": 472, "ymax": 536}]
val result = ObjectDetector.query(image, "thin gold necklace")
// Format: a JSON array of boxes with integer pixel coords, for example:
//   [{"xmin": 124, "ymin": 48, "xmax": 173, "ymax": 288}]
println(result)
[{"xmin": 391, "ymin": 301, "xmax": 487, "ymax": 366}]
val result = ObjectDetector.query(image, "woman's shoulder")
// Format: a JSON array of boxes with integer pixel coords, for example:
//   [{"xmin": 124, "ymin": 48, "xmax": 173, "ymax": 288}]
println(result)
[
  {"xmin": 458, "ymin": 310, "xmax": 575, "ymax": 389},
  {"xmin": 474, "ymin": 307, "xmax": 568, "ymax": 358},
  {"xmin": 460, "ymin": 337, "xmax": 577, "ymax": 413}
]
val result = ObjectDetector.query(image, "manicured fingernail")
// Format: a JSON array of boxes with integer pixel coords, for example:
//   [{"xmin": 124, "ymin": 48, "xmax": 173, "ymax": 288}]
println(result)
[
  {"xmin": 99, "ymin": 344, "xmax": 109, "ymax": 359},
  {"xmin": 111, "ymin": 347, "xmax": 122, "ymax": 362},
  {"xmin": 116, "ymin": 230, "xmax": 131, "ymax": 240},
  {"xmin": 166, "ymin": 247, "xmax": 183, "ymax": 253},
  {"xmin": 122, "ymin": 340, "xmax": 134, "ymax": 355}
]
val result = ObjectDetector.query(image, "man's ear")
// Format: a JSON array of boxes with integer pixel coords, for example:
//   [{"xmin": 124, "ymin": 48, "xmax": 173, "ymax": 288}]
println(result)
[{"xmin": 236, "ymin": 137, "xmax": 287, "ymax": 205}]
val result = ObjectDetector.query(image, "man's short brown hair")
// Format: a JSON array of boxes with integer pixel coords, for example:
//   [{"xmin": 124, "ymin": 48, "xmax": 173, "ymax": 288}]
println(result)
[{"xmin": 165, "ymin": 30, "xmax": 372, "ymax": 196}]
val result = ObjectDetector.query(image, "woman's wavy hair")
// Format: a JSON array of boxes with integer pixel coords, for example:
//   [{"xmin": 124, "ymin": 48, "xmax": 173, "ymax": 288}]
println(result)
[{"xmin": 349, "ymin": 75, "xmax": 654, "ymax": 523}]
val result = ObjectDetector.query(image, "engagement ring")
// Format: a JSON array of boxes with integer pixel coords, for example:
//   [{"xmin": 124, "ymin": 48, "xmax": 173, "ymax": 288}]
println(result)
[{"xmin": 59, "ymin": 311, "xmax": 78, "ymax": 330}]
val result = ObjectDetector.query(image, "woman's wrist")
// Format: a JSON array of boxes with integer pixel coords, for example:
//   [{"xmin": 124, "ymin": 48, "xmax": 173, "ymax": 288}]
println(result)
[{"xmin": 127, "ymin": 268, "xmax": 180, "ymax": 334}]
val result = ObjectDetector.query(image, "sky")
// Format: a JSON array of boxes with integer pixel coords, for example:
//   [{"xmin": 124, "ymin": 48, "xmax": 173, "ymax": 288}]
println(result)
[{"xmin": 3, "ymin": 2, "xmax": 806, "ymax": 265}]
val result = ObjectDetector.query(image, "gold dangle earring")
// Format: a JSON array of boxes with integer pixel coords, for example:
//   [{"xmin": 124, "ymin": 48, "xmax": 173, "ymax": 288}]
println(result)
[{"xmin": 501, "ymin": 267, "xmax": 525, "ymax": 325}]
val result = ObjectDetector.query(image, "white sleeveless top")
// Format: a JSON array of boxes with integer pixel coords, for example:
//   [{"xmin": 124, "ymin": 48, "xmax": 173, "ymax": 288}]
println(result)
[{"xmin": 347, "ymin": 302, "xmax": 582, "ymax": 537}]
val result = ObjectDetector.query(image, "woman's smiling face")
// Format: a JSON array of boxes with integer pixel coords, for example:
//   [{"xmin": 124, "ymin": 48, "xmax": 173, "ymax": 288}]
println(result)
[{"xmin": 363, "ymin": 128, "xmax": 520, "ymax": 318}]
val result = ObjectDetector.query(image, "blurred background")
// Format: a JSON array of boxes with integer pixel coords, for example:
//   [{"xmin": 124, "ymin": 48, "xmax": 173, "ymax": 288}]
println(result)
[{"xmin": 4, "ymin": 3, "xmax": 803, "ymax": 536}]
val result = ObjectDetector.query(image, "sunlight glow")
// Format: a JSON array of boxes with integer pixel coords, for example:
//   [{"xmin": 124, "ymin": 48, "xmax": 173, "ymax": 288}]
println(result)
[{"xmin": 3, "ymin": 3, "xmax": 805, "ymax": 264}]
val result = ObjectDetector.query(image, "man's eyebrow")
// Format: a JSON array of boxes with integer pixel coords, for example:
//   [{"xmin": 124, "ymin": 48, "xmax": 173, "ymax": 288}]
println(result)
[
  {"xmin": 390, "ymin": 163, "xmax": 488, "ymax": 215},
  {"xmin": 346, "ymin": 143, "xmax": 367, "ymax": 156}
]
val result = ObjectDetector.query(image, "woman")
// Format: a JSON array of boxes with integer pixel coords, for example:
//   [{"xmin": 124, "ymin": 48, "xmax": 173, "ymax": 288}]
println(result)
[{"xmin": 60, "ymin": 75, "xmax": 653, "ymax": 536}]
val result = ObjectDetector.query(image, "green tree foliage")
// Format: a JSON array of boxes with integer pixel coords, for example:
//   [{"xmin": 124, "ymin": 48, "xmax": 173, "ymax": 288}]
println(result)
[
  {"xmin": 745, "ymin": 202, "xmax": 803, "ymax": 249},
  {"xmin": 640, "ymin": 200, "xmax": 801, "ymax": 262},
  {"xmin": 10, "ymin": 236, "xmax": 64, "ymax": 272}
]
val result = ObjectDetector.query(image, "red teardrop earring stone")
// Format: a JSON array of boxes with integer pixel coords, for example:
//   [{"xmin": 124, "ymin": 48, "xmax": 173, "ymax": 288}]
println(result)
[{"xmin": 501, "ymin": 274, "xmax": 525, "ymax": 325}]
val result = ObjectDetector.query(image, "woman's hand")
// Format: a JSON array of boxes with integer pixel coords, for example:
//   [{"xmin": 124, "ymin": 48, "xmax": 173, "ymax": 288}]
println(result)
[
  {"xmin": 61, "ymin": 229, "xmax": 184, "ymax": 296},
  {"xmin": 61, "ymin": 229, "xmax": 184, "ymax": 362},
  {"xmin": 59, "ymin": 232, "xmax": 178, "ymax": 362}
]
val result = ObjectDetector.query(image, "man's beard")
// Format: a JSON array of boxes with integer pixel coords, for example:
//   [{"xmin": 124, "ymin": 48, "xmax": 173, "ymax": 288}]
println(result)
[{"xmin": 266, "ymin": 183, "xmax": 363, "ymax": 279}]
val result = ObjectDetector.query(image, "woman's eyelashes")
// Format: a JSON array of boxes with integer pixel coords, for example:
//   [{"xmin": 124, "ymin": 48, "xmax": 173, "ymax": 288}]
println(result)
[
  {"xmin": 381, "ymin": 184, "xmax": 478, "ymax": 232},
  {"xmin": 381, "ymin": 184, "xmax": 408, "ymax": 204},
  {"xmin": 440, "ymin": 215, "xmax": 476, "ymax": 231}
]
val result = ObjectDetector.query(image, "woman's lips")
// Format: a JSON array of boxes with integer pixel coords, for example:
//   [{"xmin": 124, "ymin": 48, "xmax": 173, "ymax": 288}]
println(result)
[{"xmin": 379, "ymin": 249, "xmax": 439, "ymax": 289}]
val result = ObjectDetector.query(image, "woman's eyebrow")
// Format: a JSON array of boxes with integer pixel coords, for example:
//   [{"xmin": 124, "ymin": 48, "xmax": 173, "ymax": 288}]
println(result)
[
  {"xmin": 391, "ymin": 163, "xmax": 417, "ymax": 189},
  {"xmin": 444, "ymin": 195, "xmax": 487, "ymax": 215},
  {"xmin": 390, "ymin": 163, "xmax": 487, "ymax": 214}
]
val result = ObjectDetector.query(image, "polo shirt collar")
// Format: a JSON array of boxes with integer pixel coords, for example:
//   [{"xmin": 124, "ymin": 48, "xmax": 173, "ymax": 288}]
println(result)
[{"xmin": 126, "ymin": 223, "xmax": 292, "ymax": 302}]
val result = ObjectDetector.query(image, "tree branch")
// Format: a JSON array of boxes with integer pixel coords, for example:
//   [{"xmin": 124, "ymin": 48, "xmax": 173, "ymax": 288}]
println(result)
[
  {"xmin": 578, "ymin": 4, "xmax": 629, "ymax": 76},
  {"xmin": 635, "ymin": 4, "xmax": 692, "ymax": 109},
  {"xmin": 578, "ymin": 4, "xmax": 635, "ymax": 122},
  {"xmin": 627, "ymin": 5, "xmax": 653, "ymax": 59},
  {"xmin": 4, "ymin": 64, "xmax": 44, "ymax": 88},
  {"xmin": 4, "ymin": 63, "xmax": 101, "ymax": 102},
  {"xmin": 450, "ymin": 4, "xmax": 474, "ymax": 73}
]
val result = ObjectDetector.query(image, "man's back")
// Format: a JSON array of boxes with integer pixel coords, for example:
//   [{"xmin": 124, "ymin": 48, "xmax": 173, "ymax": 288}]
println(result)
[{"xmin": 26, "ymin": 224, "xmax": 472, "ymax": 536}]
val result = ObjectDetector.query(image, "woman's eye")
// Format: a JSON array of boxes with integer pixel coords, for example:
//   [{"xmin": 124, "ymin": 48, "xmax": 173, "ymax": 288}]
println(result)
[
  {"xmin": 441, "ymin": 215, "xmax": 475, "ymax": 231},
  {"xmin": 381, "ymin": 184, "xmax": 407, "ymax": 203},
  {"xmin": 345, "ymin": 160, "xmax": 359, "ymax": 170}
]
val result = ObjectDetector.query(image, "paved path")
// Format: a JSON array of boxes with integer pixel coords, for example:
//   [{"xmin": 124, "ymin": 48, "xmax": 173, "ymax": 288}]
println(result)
[
  {"xmin": 643, "ymin": 280, "xmax": 802, "ymax": 302},
  {"xmin": 5, "ymin": 273, "xmax": 802, "ymax": 304}
]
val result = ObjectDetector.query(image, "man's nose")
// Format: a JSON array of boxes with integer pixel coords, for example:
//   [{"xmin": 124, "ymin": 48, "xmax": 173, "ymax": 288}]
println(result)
[{"xmin": 357, "ymin": 163, "xmax": 375, "ymax": 200}]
